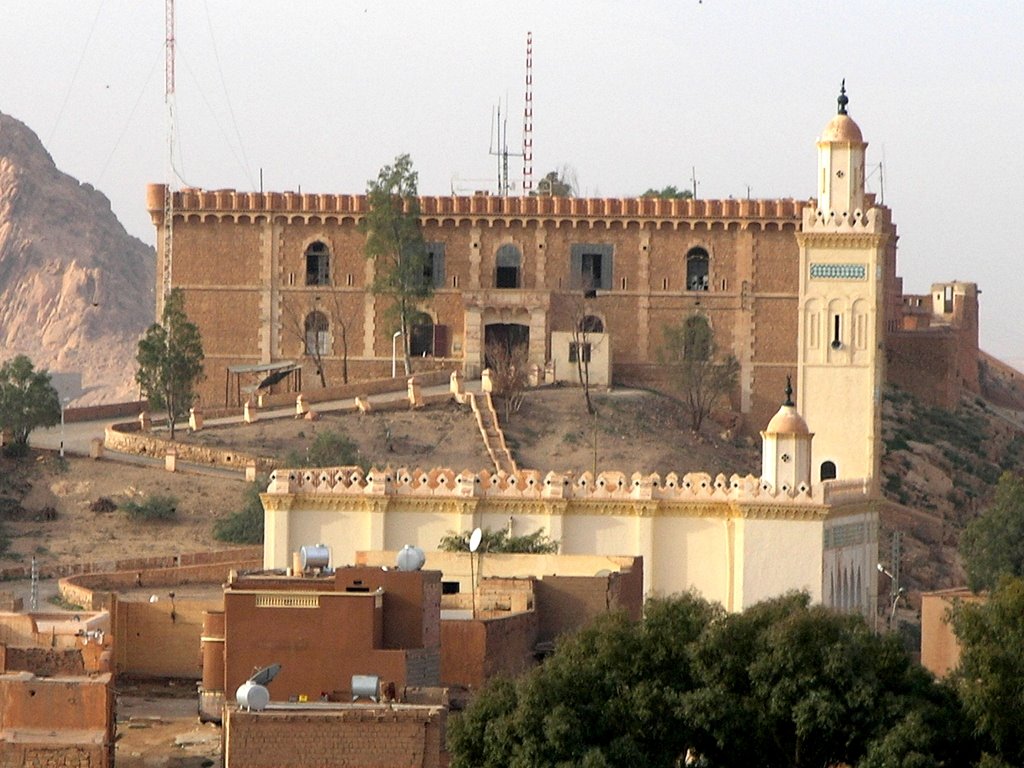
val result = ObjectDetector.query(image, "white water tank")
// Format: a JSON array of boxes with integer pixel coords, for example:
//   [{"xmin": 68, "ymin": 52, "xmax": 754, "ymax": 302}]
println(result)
[
  {"xmin": 236, "ymin": 681, "xmax": 270, "ymax": 711},
  {"xmin": 396, "ymin": 544, "xmax": 426, "ymax": 572},
  {"xmin": 300, "ymin": 544, "xmax": 330, "ymax": 570}
]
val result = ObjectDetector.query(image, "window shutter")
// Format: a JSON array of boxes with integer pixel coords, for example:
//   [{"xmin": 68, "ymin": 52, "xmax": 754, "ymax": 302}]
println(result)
[{"xmin": 433, "ymin": 248, "xmax": 446, "ymax": 289}]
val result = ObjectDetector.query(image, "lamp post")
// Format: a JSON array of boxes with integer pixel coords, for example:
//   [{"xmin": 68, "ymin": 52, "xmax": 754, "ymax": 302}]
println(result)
[
  {"xmin": 391, "ymin": 330, "xmax": 404, "ymax": 379},
  {"xmin": 59, "ymin": 396, "xmax": 70, "ymax": 459}
]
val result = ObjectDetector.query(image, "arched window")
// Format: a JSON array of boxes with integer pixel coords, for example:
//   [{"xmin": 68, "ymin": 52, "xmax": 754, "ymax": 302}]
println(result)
[
  {"xmin": 686, "ymin": 247, "xmax": 709, "ymax": 292},
  {"xmin": 820, "ymin": 461, "xmax": 837, "ymax": 481},
  {"xmin": 496, "ymin": 244, "xmax": 521, "ymax": 289},
  {"xmin": 682, "ymin": 315, "xmax": 711, "ymax": 361},
  {"xmin": 579, "ymin": 315, "xmax": 604, "ymax": 333},
  {"xmin": 304, "ymin": 311, "xmax": 329, "ymax": 355},
  {"xmin": 305, "ymin": 241, "xmax": 330, "ymax": 286}
]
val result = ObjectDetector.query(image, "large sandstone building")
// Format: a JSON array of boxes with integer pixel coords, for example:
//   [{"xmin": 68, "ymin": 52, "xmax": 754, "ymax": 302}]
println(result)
[{"xmin": 147, "ymin": 89, "xmax": 977, "ymax": 483}]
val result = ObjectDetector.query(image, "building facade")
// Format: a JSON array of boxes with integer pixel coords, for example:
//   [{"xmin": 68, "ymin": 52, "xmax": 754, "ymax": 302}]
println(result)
[{"xmin": 148, "ymin": 91, "xmax": 909, "ymax": 440}]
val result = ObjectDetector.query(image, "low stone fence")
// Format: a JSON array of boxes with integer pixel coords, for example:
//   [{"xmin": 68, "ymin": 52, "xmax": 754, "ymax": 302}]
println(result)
[
  {"xmin": 65, "ymin": 399, "xmax": 148, "ymax": 424},
  {"xmin": 104, "ymin": 419, "xmax": 275, "ymax": 474}
]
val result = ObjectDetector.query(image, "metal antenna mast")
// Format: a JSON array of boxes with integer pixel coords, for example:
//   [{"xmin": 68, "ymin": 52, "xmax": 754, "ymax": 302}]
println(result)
[
  {"xmin": 160, "ymin": 0, "xmax": 176, "ymax": 313},
  {"xmin": 522, "ymin": 31, "xmax": 533, "ymax": 194}
]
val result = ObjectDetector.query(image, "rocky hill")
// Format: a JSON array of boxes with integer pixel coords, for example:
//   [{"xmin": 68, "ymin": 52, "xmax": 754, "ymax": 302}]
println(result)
[{"xmin": 0, "ymin": 111, "xmax": 154, "ymax": 403}]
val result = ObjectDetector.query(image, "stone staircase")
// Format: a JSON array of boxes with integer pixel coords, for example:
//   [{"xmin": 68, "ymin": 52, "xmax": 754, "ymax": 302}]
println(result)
[{"xmin": 468, "ymin": 392, "xmax": 518, "ymax": 474}]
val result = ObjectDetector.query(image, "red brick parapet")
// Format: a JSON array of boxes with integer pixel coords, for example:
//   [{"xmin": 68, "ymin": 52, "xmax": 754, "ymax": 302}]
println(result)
[{"xmin": 147, "ymin": 183, "xmax": 809, "ymax": 228}]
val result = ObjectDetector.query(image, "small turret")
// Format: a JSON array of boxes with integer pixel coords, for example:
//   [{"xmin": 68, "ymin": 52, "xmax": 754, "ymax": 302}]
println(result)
[{"xmin": 761, "ymin": 377, "xmax": 814, "ymax": 492}]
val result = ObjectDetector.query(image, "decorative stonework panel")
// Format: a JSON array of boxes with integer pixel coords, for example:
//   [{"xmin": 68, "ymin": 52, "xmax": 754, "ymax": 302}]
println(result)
[{"xmin": 810, "ymin": 263, "xmax": 866, "ymax": 280}]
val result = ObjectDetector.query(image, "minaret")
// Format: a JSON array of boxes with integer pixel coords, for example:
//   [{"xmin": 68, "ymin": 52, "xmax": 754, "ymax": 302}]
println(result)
[
  {"xmin": 797, "ymin": 84, "xmax": 890, "ymax": 491},
  {"xmin": 761, "ymin": 377, "xmax": 813, "ymax": 493}
]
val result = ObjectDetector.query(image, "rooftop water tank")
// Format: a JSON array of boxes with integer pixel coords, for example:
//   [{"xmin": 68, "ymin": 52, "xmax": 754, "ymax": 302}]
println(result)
[{"xmin": 300, "ymin": 544, "xmax": 330, "ymax": 571}]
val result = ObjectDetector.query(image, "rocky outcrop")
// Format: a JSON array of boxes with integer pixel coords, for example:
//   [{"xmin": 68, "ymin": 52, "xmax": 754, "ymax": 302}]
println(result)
[{"xmin": 0, "ymin": 111, "xmax": 154, "ymax": 403}]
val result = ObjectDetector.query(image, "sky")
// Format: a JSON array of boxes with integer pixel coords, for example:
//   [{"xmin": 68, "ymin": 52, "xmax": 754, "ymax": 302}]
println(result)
[{"xmin": 2, "ymin": 1, "xmax": 1023, "ymax": 367}]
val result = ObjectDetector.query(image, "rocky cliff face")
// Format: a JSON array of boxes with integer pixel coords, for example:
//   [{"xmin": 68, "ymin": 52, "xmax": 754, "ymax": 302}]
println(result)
[{"xmin": 0, "ymin": 111, "xmax": 154, "ymax": 404}]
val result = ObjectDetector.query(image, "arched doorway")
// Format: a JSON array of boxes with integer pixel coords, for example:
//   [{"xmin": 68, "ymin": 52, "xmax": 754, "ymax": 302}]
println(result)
[
  {"xmin": 484, "ymin": 323, "xmax": 529, "ymax": 369},
  {"xmin": 820, "ymin": 460, "xmax": 837, "ymax": 481}
]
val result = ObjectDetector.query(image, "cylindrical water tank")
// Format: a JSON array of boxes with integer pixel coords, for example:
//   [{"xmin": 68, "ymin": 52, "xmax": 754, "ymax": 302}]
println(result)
[
  {"xmin": 300, "ymin": 544, "xmax": 330, "ymax": 570},
  {"xmin": 236, "ymin": 681, "xmax": 270, "ymax": 711}
]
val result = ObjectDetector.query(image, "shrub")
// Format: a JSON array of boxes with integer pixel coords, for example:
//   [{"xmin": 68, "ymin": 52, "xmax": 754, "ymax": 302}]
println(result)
[
  {"xmin": 122, "ymin": 494, "xmax": 178, "ymax": 522},
  {"xmin": 439, "ymin": 526, "xmax": 559, "ymax": 554},
  {"xmin": 286, "ymin": 429, "xmax": 364, "ymax": 468},
  {"xmin": 213, "ymin": 481, "xmax": 264, "ymax": 545}
]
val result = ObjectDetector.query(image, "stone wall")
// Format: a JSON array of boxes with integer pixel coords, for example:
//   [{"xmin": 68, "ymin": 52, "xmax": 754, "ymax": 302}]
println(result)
[
  {"xmin": 104, "ymin": 421, "xmax": 274, "ymax": 473},
  {"xmin": 223, "ymin": 704, "xmax": 446, "ymax": 768},
  {"xmin": 440, "ymin": 611, "xmax": 538, "ymax": 689},
  {"xmin": 0, "ymin": 647, "xmax": 85, "ymax": 677}
]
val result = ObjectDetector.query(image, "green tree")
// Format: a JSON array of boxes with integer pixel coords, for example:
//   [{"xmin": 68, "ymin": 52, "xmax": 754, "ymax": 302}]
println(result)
[
  {"xmin": 214, "ymin": 480, "xmax": 265, "ymax": 545},
  {"xmin": 135, "ymin": 289, "xmax": 205, "ymax": 440},
  {"xmin": 362, "ymin": 154, "xmax": 431, "ymax": 377},
  {"xmin": 641, "ymin": 185, "xmax": 693, "ymax": 199},
  {"xmin": 661, "ymin": 314, "xmax": 740, "ymax": 432},
  {"xmin": 439, "ymin": 526, "xmax": 558, "ymax": 555},
  {"xmin": 951, "ymin": 577, "xmax": 1024, "ymax": 767},
  {"xmin": 959, "ymin": 472, "xmax": 1024, "ymax": 592},
  {"xmin": 448, "ymin": 591, "xmax": 976, "ymax": 768},
  {"xmin": 0, "ymin": 355, "xmax": 61, "ymax": 457},
  {"xmin": 533, "ymin": 167, "xmax": 577, "ymax": 197}
]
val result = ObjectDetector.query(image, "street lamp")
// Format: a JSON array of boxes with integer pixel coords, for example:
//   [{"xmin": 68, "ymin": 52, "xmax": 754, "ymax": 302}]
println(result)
[
  {"xmin": 59, "ymin": 396, "xmax": 71, "ymax": 459},
  {"xmin": 391, "ymin": 330, "xmax": 404, "ymax": 379}
]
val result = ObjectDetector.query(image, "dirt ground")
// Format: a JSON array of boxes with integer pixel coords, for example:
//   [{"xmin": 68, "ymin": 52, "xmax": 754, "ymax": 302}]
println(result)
[
  {"xmin": 503, "ymin": 386, "xmax": 760, "ymax": 477},
  {"xmin": 116, "ymin": 680, "xmax": 220, "ymax": 768},
  {"xmin": 2, "ymin": 390, "xmax": 761, "ymax": 572}
]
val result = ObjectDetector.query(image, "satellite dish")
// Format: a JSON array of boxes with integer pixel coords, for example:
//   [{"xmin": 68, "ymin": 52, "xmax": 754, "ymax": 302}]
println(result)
[
  {"xmin": 248, "ymin": 663, "xmax": 281, "ymax": 686},
  {"xmin": 469, "ymin": 527, "xmax": 483, "ymax": 553}
]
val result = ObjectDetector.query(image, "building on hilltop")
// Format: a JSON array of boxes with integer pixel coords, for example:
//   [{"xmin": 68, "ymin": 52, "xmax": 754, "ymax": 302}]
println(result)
[{"xmin": 149, "ymin": 87, "xmax": 988, "ymax": 458}]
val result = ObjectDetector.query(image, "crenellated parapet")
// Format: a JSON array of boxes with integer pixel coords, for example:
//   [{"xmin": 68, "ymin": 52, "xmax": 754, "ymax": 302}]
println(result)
[
  {"xmin": 145, "ymin": 183, "xmax": 806, "ymax": 230},
  {"xmin": 264, "ymin": 465, "xmax": 847, "ymax": 506}
]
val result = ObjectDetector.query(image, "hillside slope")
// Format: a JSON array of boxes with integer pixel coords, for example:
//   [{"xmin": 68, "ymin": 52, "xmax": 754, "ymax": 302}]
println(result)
[{"xmin": 0, "ymin": 111, "xmax": 154, "ymax": 403}]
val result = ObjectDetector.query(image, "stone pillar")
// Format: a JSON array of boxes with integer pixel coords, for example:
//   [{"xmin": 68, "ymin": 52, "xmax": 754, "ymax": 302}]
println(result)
[
  {"xmin": 138, "ymin": 412, "xmax": 151, "ymax": 432},
  {"xmin": 528, "ymin": 306, "xmax": 548, "ymax": 369},
  {"xmin": 89, "ymin": 438, "xmax": 104, "ymax": 460},
  {"xmin": 165, "ymin": 448, "xmax": 177, "ymax": 473},
  {"xmin": 245, "ymin": 460, "xmax": 258, "ymax": 482},
  {"xmin": 189, "ymin": 407, "xmax": 204, "ymax": 431},
  {"xmin": 450, "ymin": 369, "xmax": 465, "ymax": 401},
  {"xmin": 295, "ymin": 394, "xmax": 308, "ymax": 417},
  {"xmin": 407, "ymin": 377, "xmax": 424, "ymax": 409},
  {"xmin": 481, "ymin": 368, "xmax": 493, "ymax": 393},
  {"xmin": 243, "ymin": 401, "xmax": 257, "ymax": 423},
  {"xmin": 528, "ymin": 364, "xmax": 542, "ymax": 387}
]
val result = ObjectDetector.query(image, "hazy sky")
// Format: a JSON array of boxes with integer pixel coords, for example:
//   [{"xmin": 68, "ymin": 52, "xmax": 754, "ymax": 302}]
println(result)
[{"xmin": 2, "ymin": 2, "xmax": 1023, "ymax": 366}]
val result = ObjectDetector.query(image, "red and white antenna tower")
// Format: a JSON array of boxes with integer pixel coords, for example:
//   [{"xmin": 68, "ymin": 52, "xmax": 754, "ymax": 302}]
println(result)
[
  {"xmin": 160, "ymin": 0, "xmax": 176, "ymax": 312},
  {"xmin": 522, "ymin": 31, "xmax": 533, "ymax": 194}
]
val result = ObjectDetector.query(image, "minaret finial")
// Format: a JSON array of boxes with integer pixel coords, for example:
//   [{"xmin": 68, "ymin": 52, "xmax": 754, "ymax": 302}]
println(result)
[
  {"xmin": 784, "ymin": 376, "xmax": 794, "ymax": 407},
  {"xmin": 837, "ymin": 79, "xmax": 848, "ymax": 115}
]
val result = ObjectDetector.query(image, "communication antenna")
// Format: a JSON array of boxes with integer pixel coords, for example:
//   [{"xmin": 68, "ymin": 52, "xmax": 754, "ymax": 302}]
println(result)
[
  {"xmin": 160, "ymin": 0, "xmax": 176, "ymax": 314},
  {"xmin": 522, "ymin": 31, "xmax": 533, "ymax": 194}
]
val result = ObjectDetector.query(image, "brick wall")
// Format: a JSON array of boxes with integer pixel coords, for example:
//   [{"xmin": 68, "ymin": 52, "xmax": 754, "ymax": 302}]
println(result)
[
  {"xmin": 440, "ymin": 611, "xmax": 538, "ymax": 689},
  {"xmin": 0, "ymin": 672, "xmax": 114, "ymax": 768},
  {"xmin": 223, "ymin": 704, "xmax": 445, "ymax": 768},
  {"xmin": 1, "ymin": 647, "xmax": 85, "ymax": 677},
  {"xmin": 886, "ymin": 331, "xmax": 959, "ymax": 408},
  {"xmin": 114, "ymin": 598, "xmax": 219, "ymax": 680}
]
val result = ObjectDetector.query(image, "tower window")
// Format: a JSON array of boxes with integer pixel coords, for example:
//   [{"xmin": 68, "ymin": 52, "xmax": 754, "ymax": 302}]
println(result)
[
  {"xmin": 496, "ymin": 244, "xmax": 521, "ymax": 289},
  {"xmin": 570, "ymin": 244, "xmax": 613, "ymax": 291},
  {"xmin": 686, "ymin": 248, "xmax": 709, "ymax": 291},
  {"xmin": 304, "ymin": 311, "xmax": 329, "ymax": 355},
  {"xmin": 831, "ymin": 314, "xmax": 842, "ymax": 349},
  {"xmin": 424, "ymin": 242, "xmax": 446, "ymax": 289},
  {"xmin": 305, "ymin": 241, "xmax": 330, "ymax": 286},
  {"xmin": 820, "ymin": 461, "xmax": 837, "ymax": 481}
]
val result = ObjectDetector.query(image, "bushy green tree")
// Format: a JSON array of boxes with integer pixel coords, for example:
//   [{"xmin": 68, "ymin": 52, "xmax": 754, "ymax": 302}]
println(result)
[
  {"xmin": 449, "ymin": 591, "xmax": 976, "ymax": 768},
  {"xmin": 439, "ymin": 526, "xmax": 558, "ymax": 554},
  {"xmin": 951, "ymin": 577, "xmax": 1024, "ymax": 767},
  {"xmin": 214, "ymin": 480, "xmax": 265, "ymax": 545},
  {"xmin": 0, "ymin": 355, "xmax": 61, "ymax": 457},
  {"xmin": 641, "ymin": 185, "xmax": 693, "ymax": 199},
  {"xmin": 362, "ymin": 154, "xmax": 431, "ymax": 376},
  {"xmin": 960, "ymin": 472, "xmax": 1024, "ymax": 591},
  {"xmin": 135, "ymin": 289, "xmax": 204, "ymax": 440}
]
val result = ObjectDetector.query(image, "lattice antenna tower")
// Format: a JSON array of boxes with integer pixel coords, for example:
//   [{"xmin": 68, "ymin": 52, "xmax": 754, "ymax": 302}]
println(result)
[
  {"xmin": 161, "ymin": 0, "xmax": 176, "ymax": 313},
  {"xmin": 522, "ymin": 31, "xmax": 533, "ymax": 194}
]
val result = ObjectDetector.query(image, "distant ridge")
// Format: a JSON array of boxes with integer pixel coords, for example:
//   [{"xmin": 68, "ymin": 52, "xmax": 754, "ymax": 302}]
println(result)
[{"xmin": 0, "ymin": 111, "xmax": 154, "ymax": 403}]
